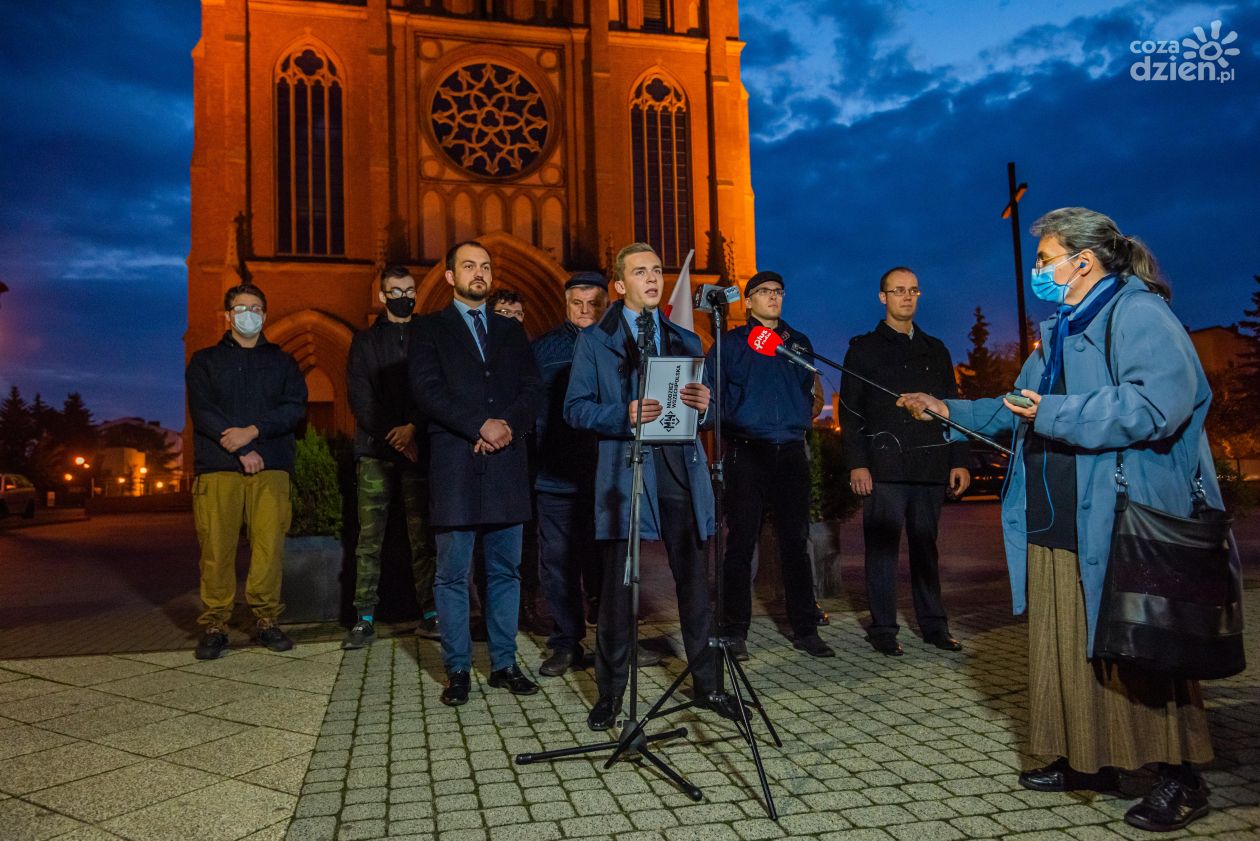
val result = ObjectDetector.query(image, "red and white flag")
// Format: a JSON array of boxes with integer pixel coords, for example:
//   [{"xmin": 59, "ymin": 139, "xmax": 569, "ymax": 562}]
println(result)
[{"xmin": 663, "ymin": 248, "xmax": 695, "ymax": 331}]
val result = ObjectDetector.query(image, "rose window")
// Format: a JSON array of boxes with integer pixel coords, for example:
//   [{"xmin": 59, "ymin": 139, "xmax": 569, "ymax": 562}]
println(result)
[{"xmin": 430, "ymin": 63, "xmax": 550, "ymax": 179}]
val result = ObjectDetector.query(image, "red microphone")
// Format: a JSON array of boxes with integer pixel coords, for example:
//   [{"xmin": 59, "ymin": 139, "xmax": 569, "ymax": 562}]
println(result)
[{"xmin": 747, "ymin": 326, "xmax": 819, "ymax": 373}]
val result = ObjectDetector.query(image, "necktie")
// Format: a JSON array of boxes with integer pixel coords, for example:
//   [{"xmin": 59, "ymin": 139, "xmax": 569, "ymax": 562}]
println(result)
[
  {"xmin": 469, "ymin": 309, "xmax": 488, "ymax": 358},
  {"xmin": 638, "ymin": 313, "xmax": 657, "ymax": 357}
]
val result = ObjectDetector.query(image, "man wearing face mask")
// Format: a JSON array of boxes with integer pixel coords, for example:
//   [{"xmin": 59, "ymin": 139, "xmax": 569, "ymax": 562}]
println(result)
[
  {"xmin": 840, "ymin": 267, "xmax": 970, "ymax": 658},
  {"xmin": 186, "ymin": 283, "xmax": 308, "ymax": 660},
  {"xmin": 342, "ymin": 265, "xmax": 438, "ymax": 650}
]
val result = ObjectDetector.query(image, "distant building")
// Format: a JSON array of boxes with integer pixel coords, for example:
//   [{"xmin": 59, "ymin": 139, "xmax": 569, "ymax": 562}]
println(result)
[
  {"xmin": 187, "ymin": 0, "xmax": 759, "ymax": 441},
  {"xmin": 97, "ymin": 417, "xmax": 184, "ymax": 494}
]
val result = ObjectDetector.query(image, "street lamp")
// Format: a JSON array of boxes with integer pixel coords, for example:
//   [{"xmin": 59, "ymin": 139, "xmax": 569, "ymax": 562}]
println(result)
[
  {"xmin": 74, "ymin": 456, "xmax": 85, "ymax": 466},
  {"xmin": 1000, "ymin": 162, "xmax": 1030, "ymax": 361}
]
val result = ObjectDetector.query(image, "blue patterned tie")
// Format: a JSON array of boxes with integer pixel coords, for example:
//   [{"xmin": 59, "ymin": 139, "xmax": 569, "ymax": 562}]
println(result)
[{"xmin": 470, "ymin": 308, "xmax": 488, "ymax": 358}]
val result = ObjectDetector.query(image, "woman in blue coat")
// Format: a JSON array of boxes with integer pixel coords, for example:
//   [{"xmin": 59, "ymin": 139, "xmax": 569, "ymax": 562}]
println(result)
[{"xmin": 899, "ymin": 208, "xmax": 1218, "ymax": 832}]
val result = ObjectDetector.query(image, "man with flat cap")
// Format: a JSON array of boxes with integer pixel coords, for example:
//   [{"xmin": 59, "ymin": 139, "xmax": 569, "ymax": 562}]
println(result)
[{"xmin": 530, "ymin": 271, "xmax": 610, "ymax": 675}]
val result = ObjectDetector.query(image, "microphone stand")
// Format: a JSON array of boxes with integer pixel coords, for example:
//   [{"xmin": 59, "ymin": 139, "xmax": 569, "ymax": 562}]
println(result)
[
  {"xmin": 516, "ymin": 311, "xmax": 701, "ymax": 801},
  {"xmin": 791, "ymin": 346, "xmax": 1014, "ymax": 458}
]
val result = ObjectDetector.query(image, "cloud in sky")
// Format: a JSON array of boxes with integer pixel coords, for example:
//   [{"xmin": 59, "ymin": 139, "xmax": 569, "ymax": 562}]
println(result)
[
  {"xmin": 741, "ymin": 1, "xmax": 1260, "ymax": 374},
  {"xmin": 0, "ymin": 1, "xmax": 1257, "ymax": 428}
]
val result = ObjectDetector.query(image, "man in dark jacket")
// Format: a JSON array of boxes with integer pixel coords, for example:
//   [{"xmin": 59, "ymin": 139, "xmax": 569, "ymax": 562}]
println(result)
[
  {"xmin": 840, "ymin": 267, "xmax": 970, "ymax": 656},
  {"xmin": 530, "ymin": 271, "xmax": 608, "ymax": 676},
  {"xmin": 709, "ymin": 270, "xmax": 833, "ymax": 661},
  {"xmin": 186, "ymin": 283, "xmax": 308, "ymax": 660},
  {"xmin": 409, "ymin": 240, "xmax": 543, "ymax": 706},
  {"xmin": 341, "ymin": 265, "xmax": 436, "ymax": 650}
]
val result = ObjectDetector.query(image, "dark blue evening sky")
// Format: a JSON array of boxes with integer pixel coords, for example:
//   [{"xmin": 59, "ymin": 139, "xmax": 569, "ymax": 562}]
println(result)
[{"xmin": 0, "ymin": 1, "xmax": 1256, "ymax": 428}]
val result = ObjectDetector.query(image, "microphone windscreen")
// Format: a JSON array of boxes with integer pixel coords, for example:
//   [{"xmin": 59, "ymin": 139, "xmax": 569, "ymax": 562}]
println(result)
[{"xmin": 747, "ymin": 326, "xmax": 783, "ymax": 356}]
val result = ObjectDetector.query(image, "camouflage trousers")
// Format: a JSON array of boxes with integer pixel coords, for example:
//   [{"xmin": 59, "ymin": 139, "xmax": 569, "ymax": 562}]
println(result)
[{"xmin": 353, "ymin": 457, "xmax": 435, "ymax": 616}]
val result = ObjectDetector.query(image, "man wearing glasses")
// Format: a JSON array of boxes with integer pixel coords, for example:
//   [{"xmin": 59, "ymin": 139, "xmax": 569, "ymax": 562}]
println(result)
[
  {"xmin": 488, "ymin": 290, "xmax": 526, "ymax": 323},
  {"xmin": 186, "ymin": 283, "xmax": 308, "ymax": 659},
  {"xmin": 709, "ymin": 271, "xmax": 833, "ymax": 661},
  {"xmin": 342, "ymin": 265, "xmax": 439, "ymax": 649},
  {"xmin": 840, "ymin": 267, "xmax": 970, "ymax": 657}
]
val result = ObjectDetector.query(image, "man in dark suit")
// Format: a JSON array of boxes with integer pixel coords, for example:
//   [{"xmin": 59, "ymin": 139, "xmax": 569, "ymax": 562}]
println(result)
[
  {"xmin": 409, "ymin": 240, "xmax": 543, "ymax": 706},
  {"xmin": 564, "ymin": 242, "xmax": 735, "ymax": 731}
]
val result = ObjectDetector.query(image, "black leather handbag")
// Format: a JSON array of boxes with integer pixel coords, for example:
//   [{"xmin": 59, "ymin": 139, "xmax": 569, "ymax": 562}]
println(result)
[
  {"xmin": 1095, "ymin": 459, "xmax": 1245, "ymax": 679},
  {"xmin": 1093, "ymin": 294, "xmax": 1246, "ymax": 679}
]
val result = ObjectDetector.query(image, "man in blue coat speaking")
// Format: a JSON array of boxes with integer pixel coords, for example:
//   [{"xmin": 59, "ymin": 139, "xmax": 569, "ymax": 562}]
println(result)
[{"xmin": 564, "ymin": 242, "xmax": 728, "ymax": 731}]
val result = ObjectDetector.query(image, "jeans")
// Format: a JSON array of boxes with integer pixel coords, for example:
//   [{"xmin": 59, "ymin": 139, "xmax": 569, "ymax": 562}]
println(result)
[{"xmin": 434, "ymin": 524, "xmax": 522, "ymax": 672}]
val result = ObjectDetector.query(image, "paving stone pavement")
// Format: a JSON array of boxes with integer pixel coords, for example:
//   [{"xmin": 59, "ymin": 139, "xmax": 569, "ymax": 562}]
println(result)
[{"xmin": 2, "ymin": 602, "xmax": 1257, "ymax": 839}]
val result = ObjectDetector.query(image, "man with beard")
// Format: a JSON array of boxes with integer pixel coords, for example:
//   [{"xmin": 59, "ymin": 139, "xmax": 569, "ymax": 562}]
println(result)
[{"xmin": 409, "ymin": 241, "xmax": 543, "ymax": 705}]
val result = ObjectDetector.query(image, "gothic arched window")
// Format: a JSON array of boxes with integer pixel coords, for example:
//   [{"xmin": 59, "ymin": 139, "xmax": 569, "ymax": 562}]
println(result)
[
  {"xmin": 630, "ymin": 76, "xmax": 692, "ymax": 269},
  {"xmin": 276, "ymin": 47, "xmax": 345, "ymax": 256}
]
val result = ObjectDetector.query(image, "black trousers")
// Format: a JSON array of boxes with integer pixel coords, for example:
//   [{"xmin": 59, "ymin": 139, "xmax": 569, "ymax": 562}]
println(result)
[
  {"xmin": 863, "ymin": 481, "xmax": 949, "ymax": 640},
  {"xmin": 537, "ymin": 490, "xmax": 600, "ymax": 652},
  {"xmin": 596, "ymin": 446, "xmax": 715, "ymax": 699},
  {"xmin": 721, "ymin": 438, "xmax": 818, "ymax": 639}
]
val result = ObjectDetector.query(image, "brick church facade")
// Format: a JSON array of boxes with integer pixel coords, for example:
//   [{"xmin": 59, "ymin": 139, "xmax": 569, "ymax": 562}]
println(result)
[{"xmin": 187, "ymin": 0, "xmax": 758, "ymax": 435}]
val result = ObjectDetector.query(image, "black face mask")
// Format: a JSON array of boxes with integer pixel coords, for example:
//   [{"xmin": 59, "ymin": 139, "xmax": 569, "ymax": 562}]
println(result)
[{"xmin": 385, "ymin": 297, "xmax": 415, "ymax": 318}]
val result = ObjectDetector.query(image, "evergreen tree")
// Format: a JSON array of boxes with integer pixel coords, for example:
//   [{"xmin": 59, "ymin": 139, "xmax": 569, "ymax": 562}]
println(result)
[
  {"xmin": 958, "ymin": 307, "xmax": 1004, "ymax": 399},
  {"xmin": 29, "ymin": 393, "xmax": 53, "ymax": 438},
  {"xmin": 57, "ymin": 392, "xmax": 97, "ymax": 454},
  {"xmin": 0, "ymin": 386, "xmax": 34, "ymax": 469},
  {"xmin": 1235, "ymin": 275, "xmax": 1260, "ymax": 408}
]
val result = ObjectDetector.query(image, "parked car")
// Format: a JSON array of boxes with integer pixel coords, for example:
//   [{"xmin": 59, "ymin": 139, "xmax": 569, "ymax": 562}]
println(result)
[
  {"xmin": 960, "ymin": 449, "xmax": 1008, "ymax": 499},
  {"xmin": 0, "ymin": 473, "xmax": 37, "ymax": 518}
]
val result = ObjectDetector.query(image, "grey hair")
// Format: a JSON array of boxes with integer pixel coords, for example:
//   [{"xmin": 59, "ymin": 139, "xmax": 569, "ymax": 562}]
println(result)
[{"xmin": 1030, "ymin": 207, "xmax": 1170, "ymax": 300}]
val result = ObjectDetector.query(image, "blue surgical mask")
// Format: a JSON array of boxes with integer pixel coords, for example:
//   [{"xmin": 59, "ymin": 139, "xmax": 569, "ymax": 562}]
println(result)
[
  {"xmin": 1030, "ymin": 254, "xmax": 1082, "ymax": 304},
  {"xmin": 232, "ymin": 310, "xmax": 264, "ymax": 337}
]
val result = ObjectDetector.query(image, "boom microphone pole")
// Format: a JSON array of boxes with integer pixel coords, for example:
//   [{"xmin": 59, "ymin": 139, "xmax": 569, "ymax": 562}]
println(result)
[{"xmin": 746, "ymin": 327, "xmax": 1014, "ymax": 458}]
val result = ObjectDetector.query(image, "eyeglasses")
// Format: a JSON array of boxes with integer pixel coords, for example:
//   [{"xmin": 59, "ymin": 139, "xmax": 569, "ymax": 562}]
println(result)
[
  {"xmin": 229, "ymin": 304, "xmax": 264, "ymax": 314},
  {"xmin": 384, "ymin": 288, "xmax": 417, "ymax": 299},
  {"xmin": 751, "ymin": 288, "xmax": 785, "ymax": 299},
  {"xmin": 1033, "ymin": 252, "xmax": 1079, "ymax": 271},
  {"xmin": 882, "ymin": 287, "xmax": 921, "ymax": 298},
  {"xmin": 495, "ymin": 309, "xmax": 523, "ymax": 320}
]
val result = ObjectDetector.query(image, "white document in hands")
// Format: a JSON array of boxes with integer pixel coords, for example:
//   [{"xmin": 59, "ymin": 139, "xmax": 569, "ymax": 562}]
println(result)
[{"xmin": 640, "ymin": 356, "xmax": 705, "ymax": 442}]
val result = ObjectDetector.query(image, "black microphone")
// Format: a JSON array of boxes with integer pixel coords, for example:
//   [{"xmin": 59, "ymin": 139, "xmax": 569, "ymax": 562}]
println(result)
[
  {"xmin": 747, "ymin": 326, "xmax": 819, "ymax": 373},
  {"xmin": 694, "ymin": 284, "xmax": 741, "ymax": 312}
]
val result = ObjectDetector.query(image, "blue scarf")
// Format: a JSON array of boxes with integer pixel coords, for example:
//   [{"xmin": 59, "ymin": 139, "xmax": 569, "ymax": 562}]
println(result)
[{"xmin": 1037, "ymin": 275, "xmax": 1122, "ymax": 394}]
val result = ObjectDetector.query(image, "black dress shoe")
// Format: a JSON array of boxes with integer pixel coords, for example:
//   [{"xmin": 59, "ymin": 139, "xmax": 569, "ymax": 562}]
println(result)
[
  {"xmin": 728, "ymin": 639, "xmax": 750, "ymax": 662},
  {"xmin": 1124, "ymin": 776, "xmax": 1210, "ymax": 832},
  {"xmin": 869, "ymin": 636, "xmax": 904, "ymax": 656},
  {"xmin": 1018, "ymin": 757, "xmax": 1120, "ymax": 793},
  {"xmin": 587, "ymin": 695, "xmax": 622, "ymax": 731},
  {"xmin": 488, "ymin": 664, "xmax": 539, "ymax": 695},
  {"xmin": 539, "ymin": 647, "xmax": 583, "ymax": 677},
  {"xmin": 636, "ymin": 644, "xmax": 664, "ymax": 666},
  {"xmin": 924, "ymin": 632, "xmax": 963, "ymax": 652},
  {"xmin": 793, "ymin": 633, "xmax": 836, "ymax": 658},
  {"xmin": 699, "ymin": 693, "xmax": 746, "ymax": 722},
  {"xmin": 441, "ymin": 671, "xmax": 471, "ymax": 706}
]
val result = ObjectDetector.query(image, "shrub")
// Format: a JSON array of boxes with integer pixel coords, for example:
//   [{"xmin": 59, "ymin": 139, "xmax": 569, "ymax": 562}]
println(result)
[
  {"xmin": 809, "ymin": 427, "xmax": 861, "ymax": 523},
  {"xmin": 289, "ymin": 426, "xmax": 343, "ymax": 537}
]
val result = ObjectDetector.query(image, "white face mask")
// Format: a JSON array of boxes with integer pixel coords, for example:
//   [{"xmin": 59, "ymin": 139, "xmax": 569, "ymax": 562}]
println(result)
[{"xmin": 232, "ymin": 310, "xmax": 264, "ymax": 337}]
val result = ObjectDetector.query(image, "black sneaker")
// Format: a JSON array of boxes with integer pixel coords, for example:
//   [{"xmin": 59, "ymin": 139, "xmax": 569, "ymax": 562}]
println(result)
[
  {"xmin": 416, "ymin": 614, "xmax": 440, "ymax": 640},
  {"xmin": 195, "ymin": 628, "xmax": 229, "ymax": 660},
  {"xmin": 255, "ymin": 620, "xmax": 294, "ymax": 652},
  {"xmin": 341, "ymin": 620, "xmax": 375, "ymax": 650}
]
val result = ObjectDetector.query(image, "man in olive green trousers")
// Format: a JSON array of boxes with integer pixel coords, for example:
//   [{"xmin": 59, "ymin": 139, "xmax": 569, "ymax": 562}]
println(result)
[{"xmin": 186, "ymin": 283, "xmax": 308, "ymax": 660}]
